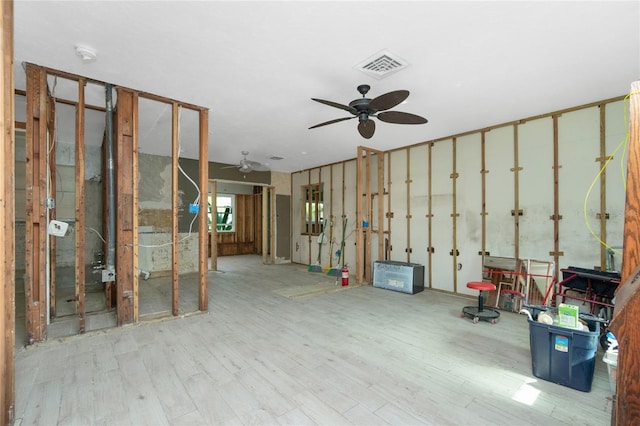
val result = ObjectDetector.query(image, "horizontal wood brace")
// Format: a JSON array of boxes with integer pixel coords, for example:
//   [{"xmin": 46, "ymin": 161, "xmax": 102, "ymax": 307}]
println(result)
[
  {"xmin": 428, "ymin": 247, "xmax": 435, "ymax": 253},
  {"xmin": 450, "ymin": 172, "xmax": 459, "ymax": 179},
  {"xmin": 510, "ymin": 166, "xmax": 523, "ymax": 172},
  {"xmin": 549, "ymin": 251, "xmax": 565, "ymax": 256},
  {"xmin": 406, "ymin": 214, "xmax": 412, "ymax": 219},
  {"xmin": 478, "ymin": 251, "xmax": 491, "ymax": 256},
  {"xmin": 480, "ymin": 169, "xmax": 489, "ymax": 174},
  {"xmin": 552, "ymin": 164, "xmax": 563, "ymax": 169},
  {"xmin": 549, "ymin": 214, "xmax": 563, "ymax": 220},
  {"xmin": 450, "ymin": 213, "xmax": 460, "ymax": 217},
  {"xmin": 405, "ymin": 179, "xmax": 413, "ymax": 184},
  {"xmin": 405, "ymin": 248, "xmax": 413, "ymax": 253},
  {"xmin": 449, "ymin": 249, "xmax": 460, "ymax": 256},
  {"xmin": 596, "ymin": 155, "xmax": 614, "ymax": 162},
  {"xmin": 386, "ymin": 212, "xmax": 394, "ymax": 218},
  {"xmin": 596, "ymin": 213, "xmax": 610, "ymax": 220},
  {"xmin": 480, "ymin": 211, "xmax": 488, "ymax": 216},
  {"xmin": 425, "ymin": 214, "xmax": 433, "ymax": 218},
  {"xmin": 511, "ymin": 209, "xmax": 523, "ymax": 216}
]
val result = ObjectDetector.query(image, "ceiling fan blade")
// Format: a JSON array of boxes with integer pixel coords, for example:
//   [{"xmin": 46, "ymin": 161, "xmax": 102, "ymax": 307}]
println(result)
[
  {"xmin": 358, "ymin": 119, "xmax": 375, "ymax": 139},
  {"xmin": 246, "ymin": 160, "xmax": 270, "ymax": 172},
  {"xmin": 309, "ymin": 116, "xmax": 355, "ymax": 129},
  {"xmin": 377, "ymin": 111, "xmax": 428, "ymax": 125},
  {"xmin": 369, "ymin": 90, "xmax": 409, "ymax": 112},
  {"xmin": 311, "ymin": 98, "xmax": 357, "ymax": 115}
]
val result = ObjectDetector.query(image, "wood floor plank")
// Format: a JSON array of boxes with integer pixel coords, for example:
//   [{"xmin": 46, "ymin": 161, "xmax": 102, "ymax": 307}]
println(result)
[{"xmin": 13, "ymin": 255, "xmax": 613, "ymax": 425}]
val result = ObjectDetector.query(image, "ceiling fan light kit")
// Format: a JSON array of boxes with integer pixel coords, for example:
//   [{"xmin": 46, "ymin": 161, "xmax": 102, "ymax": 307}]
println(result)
[{"xmin": 309, "ymin": 85, "xmax": 428, "ymax": 139}]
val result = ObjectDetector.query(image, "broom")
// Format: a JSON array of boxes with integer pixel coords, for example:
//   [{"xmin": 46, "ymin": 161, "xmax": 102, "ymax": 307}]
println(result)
[
  {"xmin": 327, "ymin": 217, "xmax": 347, "ymax": 276},
  {"xmin": 308, "ymin": 219, "xmax": 326, "ymax": 272}
]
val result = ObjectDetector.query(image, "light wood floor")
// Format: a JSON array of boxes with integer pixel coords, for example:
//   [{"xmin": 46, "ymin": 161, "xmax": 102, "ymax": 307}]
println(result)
[{"xmin": 14, "ymin": 255, "xmax": 613, "ymax": 425}]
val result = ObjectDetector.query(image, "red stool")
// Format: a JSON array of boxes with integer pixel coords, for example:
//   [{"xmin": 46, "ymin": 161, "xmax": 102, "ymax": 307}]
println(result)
[{"xmin": 462, "ymin": 281, "xmax": 500, "ymax": 324}]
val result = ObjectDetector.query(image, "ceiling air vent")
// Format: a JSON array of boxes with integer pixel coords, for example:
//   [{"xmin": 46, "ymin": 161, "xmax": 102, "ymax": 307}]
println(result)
[{"xmin": 355, "ymin": 50, "xmax": 409, "ymax": 80}]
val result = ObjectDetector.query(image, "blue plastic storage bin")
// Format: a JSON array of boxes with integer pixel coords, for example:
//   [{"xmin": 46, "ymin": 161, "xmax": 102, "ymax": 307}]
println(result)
[{"xmin": 528, "ymin": 319, "xmax": 599, "ymax": 392}]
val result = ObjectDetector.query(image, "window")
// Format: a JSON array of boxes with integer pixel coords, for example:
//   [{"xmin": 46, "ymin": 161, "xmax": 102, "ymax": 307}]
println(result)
[
  {"xmin": 210, "ymin": 194, "xmax": 235, "ymax": 232},
  {"xmin": 302, "ymin": 183, "xmax": 324, "ymax": 235}
]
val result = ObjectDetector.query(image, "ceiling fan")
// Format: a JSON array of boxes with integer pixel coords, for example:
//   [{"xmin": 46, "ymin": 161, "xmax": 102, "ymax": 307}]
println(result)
[
  {"xmin": 309, "ymin": 84, "xmax": 428, "ymax": 139},
  {"xmin": 224, "ymin": 151, "xmax": 270, "ymax": 173}
]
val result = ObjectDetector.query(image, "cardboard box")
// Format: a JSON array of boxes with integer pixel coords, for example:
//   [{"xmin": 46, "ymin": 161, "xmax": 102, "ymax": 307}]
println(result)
[{"xmin": 558, "ymin": 303, "xmax": 580, "ymax": 329}]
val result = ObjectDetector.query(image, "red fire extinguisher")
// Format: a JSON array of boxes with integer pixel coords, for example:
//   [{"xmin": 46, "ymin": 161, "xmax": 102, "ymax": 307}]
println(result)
[{"xmin": 341, "ymin": 268, "xmax": 349, "ymax": 287}]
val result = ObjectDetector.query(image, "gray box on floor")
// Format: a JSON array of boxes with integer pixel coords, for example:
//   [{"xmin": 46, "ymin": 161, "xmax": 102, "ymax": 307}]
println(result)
[{"xmin": 373, "ymin": 261, "xmax": 425, "ymax": 294}]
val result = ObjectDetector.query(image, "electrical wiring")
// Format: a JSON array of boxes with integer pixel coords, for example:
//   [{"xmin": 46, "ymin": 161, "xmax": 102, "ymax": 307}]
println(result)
[
  {"xmin": 136, "ymin": 105, "xmax": 203, "ymax": 249},
  {"xmin": 582, "ymin": 90, "xmax": 640, "ymax": 254}
]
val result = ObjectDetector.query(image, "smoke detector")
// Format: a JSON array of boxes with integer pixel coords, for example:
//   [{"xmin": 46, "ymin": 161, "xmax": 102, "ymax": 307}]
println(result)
[{"xmin": 75, "ymin": 45, "xmax": 97, "ymax": 63}]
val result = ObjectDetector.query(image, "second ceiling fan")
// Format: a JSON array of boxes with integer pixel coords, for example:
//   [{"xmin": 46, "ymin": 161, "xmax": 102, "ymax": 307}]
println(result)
[{"xmin": 309, "ymin": 84, "xmax": 428, "ymax": 139}]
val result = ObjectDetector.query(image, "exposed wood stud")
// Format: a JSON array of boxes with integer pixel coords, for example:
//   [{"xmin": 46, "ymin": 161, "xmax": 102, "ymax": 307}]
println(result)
[
  {"xmin": 24, "ymin": 64, "xmax": 48, "ymax": 344},
  {"xmin": 513, "ymin": 124, "xmax": 521, "ymax": 260},
  {"xmin": 386, "ymin": 212, "xmax": 394, "ymax": 218},
  {"xmin": 48, "ymin": 98, "xmax": 56, "ymax": 319},
  {"xmin": 451, "ymin": 137, "xmax": 458, "ymax": 293},
  {"xmin": 596, "ymin": 213, "xmax": 610, "ymax": 220},
  {"xmin": 610, "ymin": 81, "xmax": 640, "ymax": 426},
  {"xmin": 115, "ymin": 88, "xmax": 137, "ymax": 326},
  {"xmin": 75, "ymin": 78, "xmax": 86, "ymax": 333},
  {"xmin": 171, "ymin": 102, "xmax": 179, "ymax": 317},
  {"xmin": 406, "ymin": 148, "xmax": 411, "ymax": 263},
  {"xmin": 1, "ymin": 2, "xmax": 16, "ymax": 422},
  {"xmin": 480, "ymin": 132, "xmax": 487, "ymax": 268},
  {"xmin": 598, "ymin": 104, "xmax": 608, "ymax": 271},
  {"xmin": 210, "ymin": 180, "xmax": 218, "ymax": 271},
  {"xmin": 198, "ymin": 109, "xmax": 208, "ymax": 311}
]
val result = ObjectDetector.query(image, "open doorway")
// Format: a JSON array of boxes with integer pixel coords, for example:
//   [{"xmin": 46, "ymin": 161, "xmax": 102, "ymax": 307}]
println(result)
[{"xmin": 208, "ymin": 180, "xmax": 275, "ymax": 268}]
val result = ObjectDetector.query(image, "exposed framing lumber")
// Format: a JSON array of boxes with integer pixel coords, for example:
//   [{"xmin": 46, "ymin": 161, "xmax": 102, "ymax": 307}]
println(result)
[
  {"xmin": 405, "ymin": 149, "xmax": 411, "ymax": 262},
  {"xmin": 171, "ymin": 102, "xmax": 179, "ymax": 316},
  {"xmin": 1, "ymin": 1, "xmax": 15, "ymax": 423},
  {"xmin": 75, "ymin": 79, "xmax": 86, "ymax": 333},
  {"xmin": 356, "ymin": 146, "xmax": 384, "ymax": 284},
  {"xmin": 198, "ymin": 109, "xmax": 208, "ymax": 311},
  {"xmin": 480, "ymin": 132, "xmax": 487, "ymax": 260},
  {"xmin": 377, "ymin": 151, "xmax": 384, "ymax": 264},
  {"xmin": 115, "ymin": 88, "xmax": 137, "ymax": 325},
  {"xmin": 386, "ymin": 152, "xmax": 392, "ymax": 261},
  {"xmin": 550, "ymin": 115, "xmax": 562, "ymax": 271},
  {"xmin": 610, "ymin": 81, "xmax": 640, "ymax": 426},
  {"xmin": 210, "ymin": 180, "xmax": 218, "ymax": 271},
  {"xmin": 451, "ymin": 137, "xmax": 458, "ymax": 294},
  {"xmin": 427, "ymin": 144, "xmax": 433, "ymax": 287},
  {"xmin": 47, "ymin": 96, "xmax": 56, "ymax": 319},
  {"xmin": 24, "ymin": 63, "xmax": 48, "ymax": 343},
  {"xmin": 512, "ymin": 125, "xmax": 521, "ymax": 260},
  {"xmin": 262, "ymin": 187, "xmax": 268, "ymax": 264},
  {"xmin": 270, "ymin": 186, "xmax": 276, "ymax": 265},
  {"xmin": 598, "ymin": 104, "xmax": 607, "ymax": 270}
]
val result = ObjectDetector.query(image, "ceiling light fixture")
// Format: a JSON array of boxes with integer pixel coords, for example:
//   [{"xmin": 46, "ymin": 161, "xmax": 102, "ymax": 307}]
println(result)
[{"xmin": 75, "ymin": 45, "xmax": 97, "ymax": 63}]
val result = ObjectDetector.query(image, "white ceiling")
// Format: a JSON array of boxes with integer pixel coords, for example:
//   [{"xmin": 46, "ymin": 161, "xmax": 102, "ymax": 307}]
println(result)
[{"xmin": 13, "ymin": 1, "xmax": 640, "ymax": 173}]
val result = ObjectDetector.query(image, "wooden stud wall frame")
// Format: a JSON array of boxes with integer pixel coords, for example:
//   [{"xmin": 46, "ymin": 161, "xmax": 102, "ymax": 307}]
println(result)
[
  {"xmin": 356, "ymin": 146, "xmax": 384, "ymax": 284},
  {"xmin": 20, "ymin": 64, "xmax": 210, "ymax": 336},
  {"xmin": 296, "ymin": 93, "xmax": 626, "ymax": 292}
]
